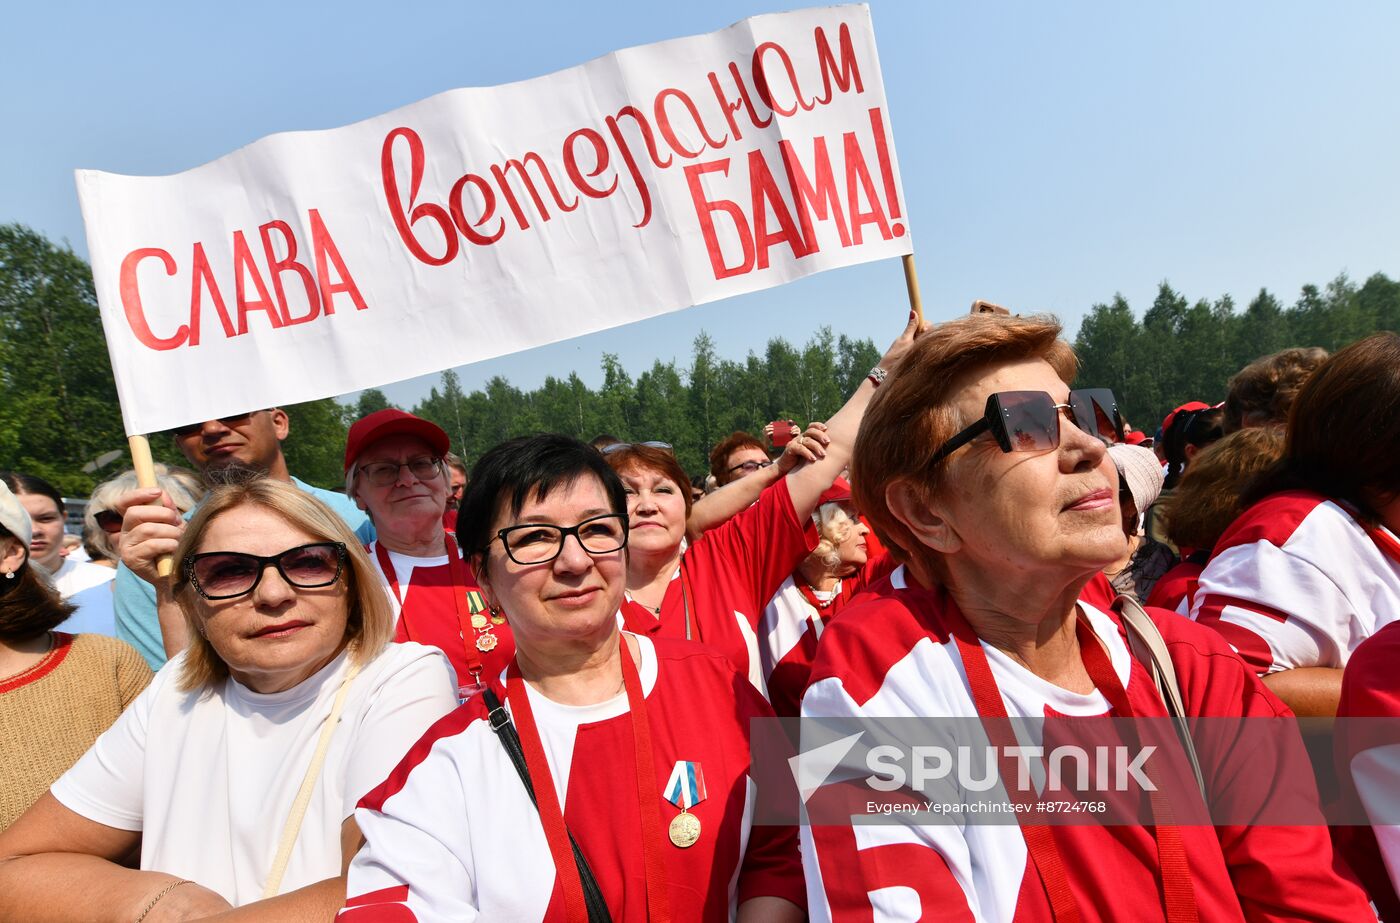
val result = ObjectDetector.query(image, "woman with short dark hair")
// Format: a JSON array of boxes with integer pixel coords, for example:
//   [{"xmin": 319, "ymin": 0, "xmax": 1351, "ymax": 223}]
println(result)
[{"xmin": 342, "ymin": 434, "xmax": 805, "ymax": 921}]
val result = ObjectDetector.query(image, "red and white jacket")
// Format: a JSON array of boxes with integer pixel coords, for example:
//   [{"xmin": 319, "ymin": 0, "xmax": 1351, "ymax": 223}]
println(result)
[
  {"xmin": 620, "ymin": 479, "xmax": 814, "ymax": 696},
  {"xmin": 760, "ymin": 554, "xmax": 897, "ymax": 718},
  {"xmin": 1189, "ymin": 490, "xmax": 1400, "ymax": 674},
  {"xmin": 340, "ymin": 635, "xmax": 804, "ymax": 922},
  {"xmin": 800, "ymin": 566, "xmax": 1370, "ymax": 922}
]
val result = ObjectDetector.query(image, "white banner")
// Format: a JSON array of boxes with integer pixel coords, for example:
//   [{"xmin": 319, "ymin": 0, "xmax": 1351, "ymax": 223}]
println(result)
[{"xmin": 77, "ymin": 4, "xmax": 912, "ymax": 436}]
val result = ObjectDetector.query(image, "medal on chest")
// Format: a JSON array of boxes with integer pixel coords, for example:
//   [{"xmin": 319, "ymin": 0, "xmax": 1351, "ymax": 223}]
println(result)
[
  {"xmin": 464, "ymin": 590, "xmax": 500, "ymax": 652},
  {"xmin": 663, "ymin": 760, "xmax": 707, "ymax": 848}
]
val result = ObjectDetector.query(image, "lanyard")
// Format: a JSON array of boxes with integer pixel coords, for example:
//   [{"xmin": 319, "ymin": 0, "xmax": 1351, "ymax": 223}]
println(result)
[
  {"xmin": 375, "ymin": 536, "xmax": 483, "ymax": 684},
  {"xmin": 506, "ymin": 636, "xmax": 672, "ymax": 923},
  {"xmin": 947, "ymin": 599, "xmax": 1197, "ymax": 923}
]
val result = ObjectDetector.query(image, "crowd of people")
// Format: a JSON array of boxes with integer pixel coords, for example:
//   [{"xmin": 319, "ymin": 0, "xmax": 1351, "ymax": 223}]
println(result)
[{"xmin": 1, "ymin": 309, "xmax": 1398, "ymax": 921}]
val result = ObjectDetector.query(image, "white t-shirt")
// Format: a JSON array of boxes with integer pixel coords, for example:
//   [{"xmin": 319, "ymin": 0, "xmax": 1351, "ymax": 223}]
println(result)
[
  {"xmin": 51, "ymin": 555, "xmax": 116, "ymax": 599},
  {"xmin": 52, "ymin": 641, "xmax": 458, "ymax": 906}
]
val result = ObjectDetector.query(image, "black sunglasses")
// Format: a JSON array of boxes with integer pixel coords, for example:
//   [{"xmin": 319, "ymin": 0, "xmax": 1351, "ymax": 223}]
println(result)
[
  {"xmin": 94, "ymin": 509, "xmax": 124, "ymax": 534},
  {"xmin": 930, "ymin": 389, "xmax": 1124, "ymax": 465},
  {"xmin": 171, "ymin": 412, "xmax": 257, "ymax": 438},
  {"xmin": 183, "ymin": 542, "xmax": 347, "ymax": 600}
]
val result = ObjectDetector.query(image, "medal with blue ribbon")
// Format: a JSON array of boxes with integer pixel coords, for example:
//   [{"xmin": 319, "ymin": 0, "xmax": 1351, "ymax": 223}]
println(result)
[{"xmin": 663, "ymin": 761, "xmax": 706, "ymax": 848}]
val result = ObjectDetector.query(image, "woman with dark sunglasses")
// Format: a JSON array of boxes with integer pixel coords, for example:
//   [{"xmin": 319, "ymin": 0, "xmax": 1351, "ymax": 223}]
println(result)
[
  {"xmin": 0, "ymin": 479, "xmax": 457, "ymax": 921},
  {"xmin": 340, "ymin": 434, "xmax": 805, "ymax": 921},
  {"xmin": 800, "ymin": 314, "xmax": 1368, "ymax": 921},
  {"xmin": 601, "ymin": 311, "xmax": 928, "ymax": 697}
]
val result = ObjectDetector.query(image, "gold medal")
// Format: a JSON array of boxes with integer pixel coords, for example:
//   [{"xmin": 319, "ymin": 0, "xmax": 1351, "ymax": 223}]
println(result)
[
  {"xmin": 668, "ymin": 811, "xmax": 701, "ymax": 848},
  {"xmin": 475, "ymin": 632, "xmax": 499, "ymax": 652},
  {"xmin": 490, "ymin": 613, "xmax": 506, "ymax": 626},
  {"xmin": 470, "ymin": 613, "xmax": 488, "ymax": 629}
]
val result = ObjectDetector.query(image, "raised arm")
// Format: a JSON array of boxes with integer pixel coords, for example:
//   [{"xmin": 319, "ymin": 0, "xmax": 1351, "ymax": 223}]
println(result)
[
  {"xmin": 687, "ymin": 422, "xmax": 829, "ymax": 540},
  {"xmin": 785, "ymin": 310, "xmax": 928, "ymax": 521}
]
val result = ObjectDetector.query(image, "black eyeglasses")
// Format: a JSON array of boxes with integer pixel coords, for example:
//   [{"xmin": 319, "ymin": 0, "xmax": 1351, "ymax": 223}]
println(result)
[
  {"xmin": 598, "ymin": 441, "xmax": 673, "ymax": 455},
  {"xmin": 94, "ymin": 510, "xmax": 123, "ymax": 534},
  {"xmin": 727, "ymin": 459, "xmax": 772, "ymax": 474},
  {"xmin": 171, "ymin": 412, "xmax": 258, "ymax": 438},
  {"xmin": 183, "ymin": 542, "xmax": 347, "ymax": 600},
  {"xmin": 358, "ymin": 455, "xmax": 443, "ymax": 488},
  {"xmin": 930, "ymin": 389, "xmax": 1124, "ymax": 465},
  {"xmin": 493, "ymin": 513, "xmax": 629, "ymax": 565}
]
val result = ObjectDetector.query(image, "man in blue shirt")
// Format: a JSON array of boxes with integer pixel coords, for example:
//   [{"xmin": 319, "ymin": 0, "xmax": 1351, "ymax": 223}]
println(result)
[{"xmin": 114, "ymin": 408, "xmax": 374, "ymax": 669}]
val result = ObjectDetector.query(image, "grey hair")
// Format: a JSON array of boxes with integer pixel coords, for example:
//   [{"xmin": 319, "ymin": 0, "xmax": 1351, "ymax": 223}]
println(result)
[{"xmin": 85, "ymin": 464, "xmax": 206, "ymax": 561}]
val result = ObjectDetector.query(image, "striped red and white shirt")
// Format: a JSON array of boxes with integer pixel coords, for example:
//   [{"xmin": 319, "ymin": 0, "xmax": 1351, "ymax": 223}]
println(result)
[
  {"xmin": 340, "ymin": 634, "xmax": 804, "ymax": 922},
  {"xmin": 800, "ymin": 566, "xmax": 1369, "ymax": 921},
  {"xmin": 1189, "ymin": 490, "xmax": 1400, "ymax": 674}
]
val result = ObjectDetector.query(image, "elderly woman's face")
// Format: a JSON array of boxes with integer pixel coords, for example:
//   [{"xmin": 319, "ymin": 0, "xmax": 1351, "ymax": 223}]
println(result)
[
  {"xmin": 477, "ymin": 474, "xmax": 626, "ymax": 653},
  {"xmin": 352, "ymin": 434, "xmax": 448, "ymax": 527},
  {"xmin": 193, "ymin": 505, "xmax": 350, "ymax": 694},
  {"xmin": 932, "ymin": 358, "xmax": 1126, "ymax": 580},
  {"xmin": 618, "ymin": 466, "xmax": 687, "ymax": 558}
]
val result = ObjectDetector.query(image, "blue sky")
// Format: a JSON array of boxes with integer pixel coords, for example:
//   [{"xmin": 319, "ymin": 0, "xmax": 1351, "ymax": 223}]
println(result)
[{"xmin": 3, "ymin": 1, "xmax": 1397, "ymax": 409}]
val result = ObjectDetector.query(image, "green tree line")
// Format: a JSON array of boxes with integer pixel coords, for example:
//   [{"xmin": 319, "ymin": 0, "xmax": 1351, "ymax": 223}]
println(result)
[
  {"xmin": 1074, "ymin": 275, "xmax": 1400, "ymax": 430},
  {"xmin": 3, "ymin": 221, "xmax": 1397, "ymax": 494}
]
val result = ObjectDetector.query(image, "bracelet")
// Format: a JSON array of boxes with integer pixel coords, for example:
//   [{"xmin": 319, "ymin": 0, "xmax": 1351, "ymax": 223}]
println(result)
[
  {"xmin": 866, "ymin": 365, "xmax": 888, "ymax": 388},
  {"xmin": 134, "ymin": 879, "xmax": 194, "ymax": 923}
]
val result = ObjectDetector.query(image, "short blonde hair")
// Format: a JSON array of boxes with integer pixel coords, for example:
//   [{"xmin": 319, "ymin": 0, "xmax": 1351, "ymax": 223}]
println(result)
[
  {"xmin": 171, "ymin": 479, "xmax": 393, "ymax": 691},
  {"xmin": 85, "ymin": 464, "xmax": 205, "ymax": 562},
  {"xmin": 852, "ymin": 314, "xmax": 1077, "ymax": 574}
]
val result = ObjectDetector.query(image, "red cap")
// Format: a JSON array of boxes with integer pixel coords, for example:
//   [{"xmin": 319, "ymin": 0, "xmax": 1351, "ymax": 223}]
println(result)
[
  {"xmin": 817, "ymin": 477, "xmax": 853, "ymax": 508},
  {"xmin": 1160, "ymin": 401, "xmax": 1210, "ymax": 438},
  {"xmin": 344, "ymin": 409, "xmax": 450, "ymax": 473},
  {"xmin": 1125, "ymin": 430, "xmax": 1149, "ymax": 446}
]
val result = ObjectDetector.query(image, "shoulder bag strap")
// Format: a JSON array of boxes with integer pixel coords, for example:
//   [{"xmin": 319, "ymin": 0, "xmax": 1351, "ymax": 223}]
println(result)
[
  {"xmin": 482, "ymin": 687, "xmax": 614, "ymax": 923},
  {"xmin": 1112, "ymin": 595, "xmax": 1207, "ymax": 801},
  {"xmin": 263, "ymin": 660, "xmax": 362, "ymax": 899}
]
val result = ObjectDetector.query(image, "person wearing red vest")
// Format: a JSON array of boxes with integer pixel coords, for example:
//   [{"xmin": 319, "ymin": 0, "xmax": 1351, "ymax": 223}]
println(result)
[{"xmin": 345, "ymin": 410, "xmax": 511, "ymax": 697}]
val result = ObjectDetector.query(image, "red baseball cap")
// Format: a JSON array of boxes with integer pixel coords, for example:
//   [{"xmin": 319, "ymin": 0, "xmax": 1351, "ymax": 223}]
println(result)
[
  {"xmin": 1125, "ymin": 430, "xmax": 1149, "ymax": 446},
  {"xmin": 344, "ymin": 409, "xmax": 450, "ymax": 473},
  {"xmin": 817, "ymin": 477, "xmax": 853, "ymax": 508},
  {"xmin": 1159, "ymin": 401, "xmax": 1210, "ymax": 438}
]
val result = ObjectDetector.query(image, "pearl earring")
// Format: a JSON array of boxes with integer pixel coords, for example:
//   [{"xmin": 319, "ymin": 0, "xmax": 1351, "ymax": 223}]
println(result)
[{"xmin": 4, "ymin": 571, "xmax": 14, "ymax": 580}]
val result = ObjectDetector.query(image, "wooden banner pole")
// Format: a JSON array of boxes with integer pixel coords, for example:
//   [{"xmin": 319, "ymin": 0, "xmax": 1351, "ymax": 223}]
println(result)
[
  {"xmin": 902, "ymin": 253, "xmax": 924, "ymax": 326},
  {"xmin": 127, "ymin": 433, "xmax": 174, "ymax": 577}
]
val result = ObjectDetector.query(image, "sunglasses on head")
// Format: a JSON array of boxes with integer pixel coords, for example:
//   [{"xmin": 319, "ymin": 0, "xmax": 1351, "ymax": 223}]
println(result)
[
  {"xmin": 930, "ymin": 388, "xmax": 1124, "ymax": 465},
  {"xmin": 183, "ymin": 542, "xmax": 347, "ymax": 600},
  {"xmin": 599, "ymin": 441, "xmax": 673, "ymax": 455}
]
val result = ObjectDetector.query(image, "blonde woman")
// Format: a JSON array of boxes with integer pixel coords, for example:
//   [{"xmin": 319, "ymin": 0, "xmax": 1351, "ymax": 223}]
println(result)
[{"xmin": 0, "ymin": 479, "xmax": 457, "ymax": 921}]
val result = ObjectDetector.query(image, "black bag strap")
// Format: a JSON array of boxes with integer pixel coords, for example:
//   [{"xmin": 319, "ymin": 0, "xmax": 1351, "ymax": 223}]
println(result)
[{"xmin": 483, "ymin": 686, "xmax": 614, "ymax": 923}]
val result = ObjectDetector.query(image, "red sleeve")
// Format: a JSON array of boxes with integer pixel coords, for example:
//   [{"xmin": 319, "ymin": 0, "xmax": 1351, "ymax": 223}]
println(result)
[
  {"xmin": 687, "ymin": 478, "xmax": 816, "ymax": 627},
  {"xmin": 1153, "ymin": 610, "xmax": 1374, "ymax": 921},
  {"xmin": 1144, "ymin": 561, "xmax": 1202, "ymax": 612},
  {"xmin": 733, "ymin": 673, "xmax": 806, "ymax": 910},
  {"xmin": 1333, "ymin": 623, "xmax": 1400, "ymax": 919}
]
